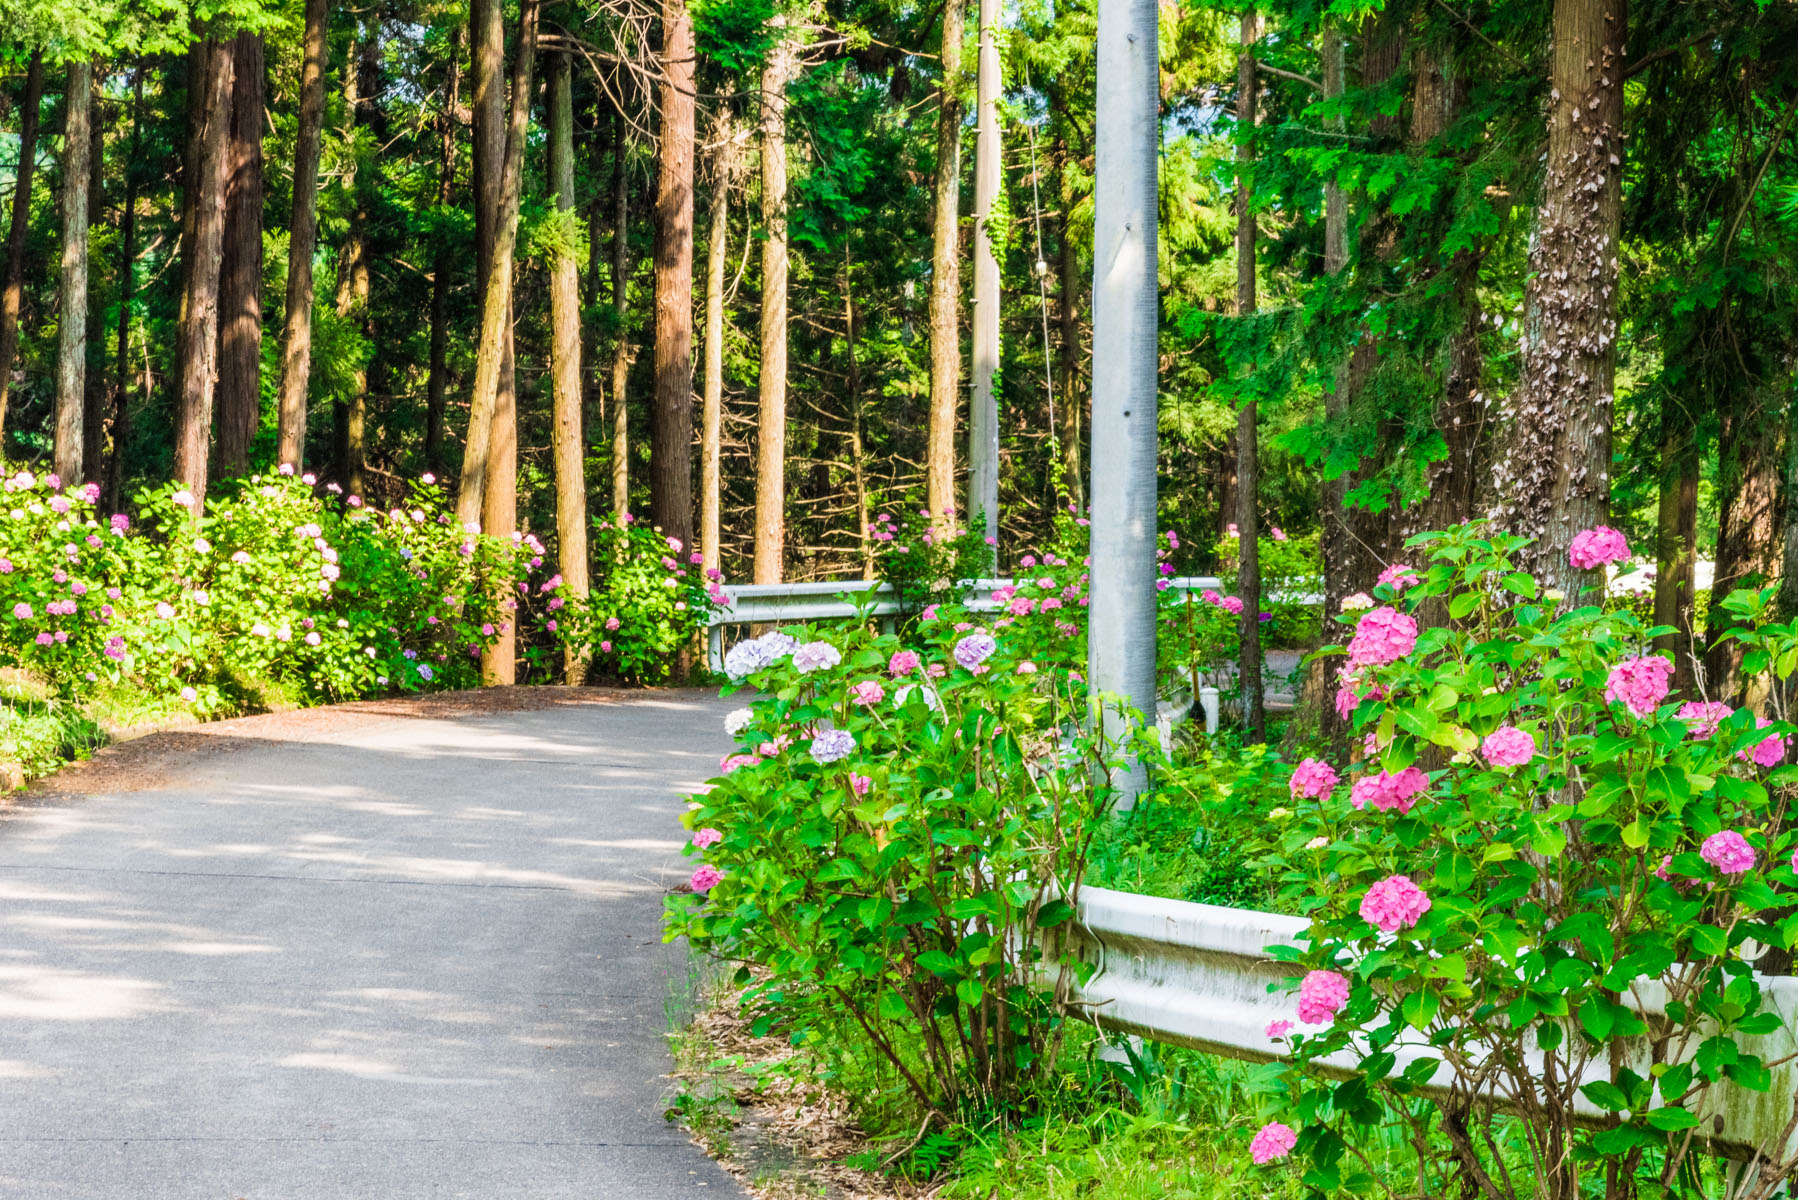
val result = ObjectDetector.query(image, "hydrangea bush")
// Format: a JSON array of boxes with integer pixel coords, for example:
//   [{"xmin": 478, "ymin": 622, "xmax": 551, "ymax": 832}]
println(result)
[
  {"xmin": 668, "ymin": 602, "xmax": 1142, "ymax": 1117},
  {"xmin": 555, "ymin": 516, "xmax": 726, "ymax": 683},
  {"xmin": 1248, "ymin": 524, "xmax": 1798, "ymax": 1198}
]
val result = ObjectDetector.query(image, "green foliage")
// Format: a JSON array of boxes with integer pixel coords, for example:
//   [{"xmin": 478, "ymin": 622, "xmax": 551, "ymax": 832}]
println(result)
[{"xmin": 556, "ymin": 520, "xmax": 722, "ymax": 684}]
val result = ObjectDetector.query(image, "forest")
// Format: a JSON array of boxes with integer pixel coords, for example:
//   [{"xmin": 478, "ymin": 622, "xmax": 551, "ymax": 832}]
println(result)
[{"xmin": 0, "ymin": 0, "xmax": 1795, "ymax": 691}]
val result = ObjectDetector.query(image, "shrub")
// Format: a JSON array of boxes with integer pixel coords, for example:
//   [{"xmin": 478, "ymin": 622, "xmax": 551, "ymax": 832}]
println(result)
[
  {"xmin": 1247, "ymin": 524, "xmax": 1798, "ymax": 1197},
  {"xmin": 872, "ymin": 502, "xmax": 996, "ymax": 620},
  {"xmin": 668, "ymin": 603, "xmax": 1142, "ymax": 1120},
  {"xmin": 556, "ymin": 517, "xmax": 725, "ymax": 683}
]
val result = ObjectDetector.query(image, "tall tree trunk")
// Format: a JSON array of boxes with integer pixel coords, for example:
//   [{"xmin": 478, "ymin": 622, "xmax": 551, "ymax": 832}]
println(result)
[
  {"xmin": 217, "ymin": 32, "xmax": 264, "ymax": 479},
  {"xmin": 82, "ymin": 70, "xmax": 106, "ymax": 485},
  {"xmin": 1495, "ymin": 0, "xmax": 1626, "ymax": 599},
  {"xmin": 547, "ymin": 50, "xmax": 590, "ymax": 685},
  {"xmin": 1705, "ymin": 385, "xmax": 1781, "ymax": 706},
  {"xmin": 967, "ymin": 0, "xmax": 1001, "ymax": 545},
  {"xmin": 0, "ymin": 50, "xmax": 45, "ymax": 446},
  {"xmin": 925, "ymin": 0, "xmax": 966, "ymax": 534},
  {"xmin": 1654, "ymin": 424, "xmax": 1699, "ymax": 695},
  {"xmin": 459, "ymin": 0, "xmax": 538, "ymax": 686},
  {"xmin": 700, "ymin": 114, "xmax": 735, "ymax": 577},
  {"xmin": 174, "ymin": 40, "xmax": 234, "ymax": 503},
  {"xmin": 1054, "ymin": 128, "xmax": 1083, "ymax": 513},
  {"xmin": 652, "ymin": 0, "xmax": 697, "ymax": 553},
  {"xmin": 334, "ymin": 28, "xmax": 377, "ymax": 499},
  {"xmin": 275, "ymin": 0, "xmax": 327, "ymax": 471},
  {"xmin": 610, "ymin": 105, "xmax": 632, "ymax": 522},
  {"xmin": 459, "ymin": 0, "xmax": 506, "ymax": 524},
  {"xmin": 1233, "ymin": 12, "xmax": 1264, "ymax": 743},
  {"xmin": 425, "ymin": 23, "xmax": 463, "ymax": 478},
  {"xmin": 106, "ymin": 67, "xmax": 145, "ymax": 512},
  {"xmin": 754, "ymin": 30, "xmax": 797, "ymax": 584},
  {"xmin": 55, "ymin": 59, "xmax": 93, "ymax": 483},
  {"xmin": 1086, "ymin": 0, "xmax": 1160, "ymax": 806}
]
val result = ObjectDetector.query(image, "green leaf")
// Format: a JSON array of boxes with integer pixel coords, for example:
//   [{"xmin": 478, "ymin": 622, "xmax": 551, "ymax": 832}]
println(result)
[
  {"xmin": 1645, "ymin": 1106, "xmax": 1700, "ymax": 1131},
  {"xmin": 1401, "ymin": 990, "xmax": 1440, "ymax": 1031},
  {"xmin": 1622, "ymin": 819, "xmax": 1649, "ymax": 850},
  {"xmin": 1581, "ymin": 1080, "xmax": 1630, "ymax": 1112}
]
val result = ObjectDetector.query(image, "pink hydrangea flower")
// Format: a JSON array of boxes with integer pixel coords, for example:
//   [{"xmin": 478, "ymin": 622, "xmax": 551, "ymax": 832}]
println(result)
[
  {"xmin": 691, "ymin": 828, "xmax": 723, "ymax": 850},
  {"xmin": 1016, "ymin": 661, "xmax": 1038, "ymax": 675},
  {"xmin": 889, "ymin": 649, "xmax": 922, "ymax": 677},
  {"xmin": 1220, "ymin": 595, "xmax": 1244, "ymax": 615},
  {"xmin": 1250, "ymin": 1121, "xmax": 1298, "ymax": 1165},
  {"xmin": 1569, "ymin": 525, "xmax": 1630, "ymax": 570},
  {"xmin": 1347, "ymin": 607, "xmax": 1419, "ymax": 668},
  {"xmin": 1297, "ymin": 969, "xmax": 1349, "ymax": 1024},
  {"xmin": 180, "ymin": 686, "xmax": 198, "ymax": 702},
  {"xmin": 1348, "ymin": 767, "xmax": 1429, "ymax": 815},
  {"xmin": 849, "ymin": 680, "xmax": 886, "ymax": 706},
  {"xmin": 1288, "ymin": 758, "xmax": 1339, "ymax": 801},
  {"xmin": 10, "ymin": 603, "xmax": 29, "ymax": 620},
  {"xmin": 689, "ymin": 865, "xmax": 722, "ymax": 893},
  {"xmin": 953, "ymin": 633, "xmax": 997, "ymax": 670},
  {"xmin": 850, "ymin": 773, "xmax": 873, "ymax": 796},
  {"xmin": 155, "ymin": 602, "xmax": 175, "ymax": 620},
  {"xmin": 720, "ymin": 753, "xmax": 758, "ymax": 774},
  {"xmin": 1482, "ymin": 726, "xmax": 1537, "ymax": 768},
  {"xmin": 1265, "ymin": 1019, "xmax": 1293, "ymax": 1039},
  {"xmin": 1605, "ymin": 655, "xmax": 1674, "ymax": 719},
  {"xmin": 1655, "ymin": 854, "xmax": 1673, "ymax": 881},
  {"xmin": 1360, "ymin": 875, "xmax": 1432, "ymax": 933},
  {"xmin": 1700, "ymin": 831, "xmax": 1756, "ymax": 876},
  {"xmin": 1740, "ymin": 717, "xmax": 1788, "ymax": 769},
  {"xmin": 1376, "ymin": 563, "xmax": 1420, "ymax": 590},
  {"xmin": 1678, "ymin": 701, "xmax": 1734, "ymax": 738}
]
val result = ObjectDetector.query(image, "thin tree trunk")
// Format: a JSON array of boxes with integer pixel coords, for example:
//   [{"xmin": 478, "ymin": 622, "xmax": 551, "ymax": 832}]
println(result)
[
  {"xmin": 0, "ymin": 50, "xmax": 45, "ymax": 445},
  {"xmin": 1086, "ymin": 0, "xmax": 1160, "ymax": 806},
  {"xmin": 652, "ymin": 0, "xmax": 697, "ymax": 552},
  {"xmin": 1495, "ymin": 0, "xmax": 1627, "ymax": 600},
  {"xmin": 425, "ymin": 23, "xmax": 463, "ymax": 478},
  {"xmin": 925, "ymin": 0, "xmax": 966, "ymax": 536},
  {"xmin": 1234, "ymin": 12, "xmax": 1265, "ymax": 743},
  {"xmin": 547, "ymin": 50, "xmax": 590, "ymax": 685},
  {"xmin": 459, "ymin": 0, "xmax": 506, "ymax": 524},
  {"xmin": 1654, "ymin": 425, "xmax": 1699, "ymax": 695},
  {"xmin": 82, "ymin": 69, "xmax": 106, "ymax": 485},
  {"xmin": 610, "ymin": 105, "xmax": 632, "ymax": 522},
  {"xmin": 967, "ymin": 0, "xmax": 1001, "ymax": 545},
  {"xmin": 55, "ymin": 59, "xmax": 93, "ymax": 483},
  {"xmin": 174, "ymin": 40, "xmax": 234, "ymax": 504},
  {"xmin": 275, "ymin": 0, "xmax": 327, "ymax": 470},
  {"xmin": 106, "ymin": 67, "xmax": 144, "ymax": 512},
  {"xmin": 845, "ymin": 259, "xmax": 873, "ymax": 581},
  {"xmin": 754, "ymin": 30, "xmax": 797, "ymax": 584},
  {"xmin": 217, "ymin": 32, "xmax": 264, "ymax": 479},
  {"xmin": 334, "ymin": 28, "xmax": 377, "ymax": 499},
  {"xmin": 700, "ymin": 114, "xmax": 735, "ymax": 577},
  {"xmin": 1055, "ymin": 128, "xmax": 1083, "ymax": 513}
]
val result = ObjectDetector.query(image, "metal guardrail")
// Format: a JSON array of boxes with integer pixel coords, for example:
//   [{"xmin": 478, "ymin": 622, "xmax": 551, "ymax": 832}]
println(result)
[
  {"xmin": 705, "ymin": 578, "xmax": 1231, "ymax": 734},
  {"xmin": 1064, "ymin": 885, "xmax": 1798, "ymax": 1160}
]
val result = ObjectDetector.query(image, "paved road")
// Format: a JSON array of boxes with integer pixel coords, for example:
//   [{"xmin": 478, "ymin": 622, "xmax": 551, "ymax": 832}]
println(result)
[{"xmin": 0, "ymin": 690, "xmax": 746, "ymax": 1200}]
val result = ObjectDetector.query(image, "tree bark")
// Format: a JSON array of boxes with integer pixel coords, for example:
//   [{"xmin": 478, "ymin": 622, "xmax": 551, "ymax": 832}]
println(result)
[
  {"xmin": 425, "ymin": 23, "xmax": 463, "ymax": 478},
  {"xmin": 651, "ymin": 0, "xmax": 697, "ymax": 553},
  {"xmin": 1654, "ymin": 425, "xmax": 1699, "ymax": 695},
  {"xmin": 0, "ymin": 50, "xmax": 44, "ymax": 446},
  {"xmin": 845, "ymin": 258, "xmax": 873, "ymax": 580},
  {"xmin": 547, "ymin": 50, "xmax": 590, "ymax": 684},
  {"xmin": 1234, "ymin": 12, "xmax": 1265, "ymax": 743},
  {"xmin": 754, "ymin": 30, "xmax": 797, "ymax": 584},
  {"xmin": 106, "ymin": 67, "xmax": 145, "ymax": 512},
  {"xmin": 700, "ymin": 114, "xmax": 735, "ymax": 577},
  {"xmin": 275, "ymin": 0, "xmax": 328, "ymax": 471},
  {"xmin": 1086, "ymin": 0, "xmax": 1161, "ymax": 805},
  {"xmin": 217, "ymin": 32, "xmax": 264, "ymax": 479},
  {"xmin": 610, "ymin": 104, "xmax": 632, "ymax": 522},
  {"xmin": 82, "ymin": 68, "xmax": 106, "ymax": 485},
  {"xmin": 967, "ymin": 0, "xmax": 1001, "ymax": 545},
  {"xmin": 174, "ymin": 39, "xmax": 234, "ymax": 504},
  {"xmin": 925, "ymin": 0, "xmax": 965, "ymax": 535},
  {"xmin": 55, "ymin": 59, "xmax": 93, "ymax": 484},
  {"xmin": 1495, "ymin": 0, "xmax": 1627, "ymax": 599},
  {"xmin": 333, "ymin": 28, "xmax": 377, "ymax": 499},
  {"xmin": 461, "ymin": 0, "xmax": 538, "ymax": 687}
]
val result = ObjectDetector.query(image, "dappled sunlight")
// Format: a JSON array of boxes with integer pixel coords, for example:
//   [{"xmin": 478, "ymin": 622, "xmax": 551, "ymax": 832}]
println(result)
[
  {"xmin": 276, "ymin": 845, "xmax": 653, "ymax": 896},
  {"xmin": 0, "ymin": 965, "xmax": 164, "ymax": 1020},
  {"xmin": 0, "ymin": 1058, "xmax": 50, "ymax": 1079}
]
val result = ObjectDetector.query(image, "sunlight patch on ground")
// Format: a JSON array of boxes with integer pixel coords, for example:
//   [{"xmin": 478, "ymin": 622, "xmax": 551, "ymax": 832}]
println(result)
[{"xmin": 0, "ymin": 965, "xmax": 163, "ymax": 1020}]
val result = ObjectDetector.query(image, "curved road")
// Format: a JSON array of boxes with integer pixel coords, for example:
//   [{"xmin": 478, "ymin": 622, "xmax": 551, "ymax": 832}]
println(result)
[{"xmin": 0, "ymin": 690, "xmax": 746, "ymax": 1199}]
